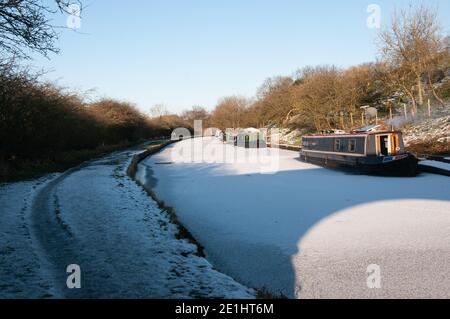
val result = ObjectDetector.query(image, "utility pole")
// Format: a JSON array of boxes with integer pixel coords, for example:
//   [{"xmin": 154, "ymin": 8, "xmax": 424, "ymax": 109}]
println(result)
[{"xmin": 403, "ymin": 103, "xmax": 408, "ymax": 121}]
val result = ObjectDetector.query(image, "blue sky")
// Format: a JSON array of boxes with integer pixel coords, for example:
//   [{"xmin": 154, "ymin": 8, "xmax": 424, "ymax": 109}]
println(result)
[{"xmin": 32, "ymin": 0, "xmax": 450, "ymax": 114}]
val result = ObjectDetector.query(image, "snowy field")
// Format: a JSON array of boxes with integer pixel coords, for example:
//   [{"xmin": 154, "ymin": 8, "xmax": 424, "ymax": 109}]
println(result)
[
  {"xmin": 137, "ymin": 137, "xmax": 450, "ymax": 298},
  {"xmin": 0, "ymin": 147, "xmax": 254, "ymax": 298}
]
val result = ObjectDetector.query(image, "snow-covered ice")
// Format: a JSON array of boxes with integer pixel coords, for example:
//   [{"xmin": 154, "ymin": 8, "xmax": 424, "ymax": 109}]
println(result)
[
  {"xmin": 137, "ymin": 137, "xmax": 450, "ymax": 298},
  {"xmin": 420, "ymin": 160, "xmax": 450, "ymax": 172},
  {"xmin": 0, "ymin": 147, "xmax": 254, "ymax": 298}
]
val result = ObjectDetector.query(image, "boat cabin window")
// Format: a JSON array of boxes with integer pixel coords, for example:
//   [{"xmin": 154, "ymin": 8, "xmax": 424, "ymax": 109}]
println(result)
[
  {"xmin": 334, "ymin": 139, "xmax": 341, "ymax": 151},
  {"xmin": 348, "ymin": 139, "xmax": 356, "ymax": 152}
]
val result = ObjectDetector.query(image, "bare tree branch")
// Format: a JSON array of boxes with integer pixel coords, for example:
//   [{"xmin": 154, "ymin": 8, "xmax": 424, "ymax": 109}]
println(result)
[{"xmin": 0, "ymin": 0, "xmax": 83, "ymax": 61}]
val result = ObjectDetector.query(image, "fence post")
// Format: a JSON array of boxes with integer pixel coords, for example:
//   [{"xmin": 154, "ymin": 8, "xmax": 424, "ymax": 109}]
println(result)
[{"xmin": 428, "ymin": 99, "xmax": 431, "ymax": 118}]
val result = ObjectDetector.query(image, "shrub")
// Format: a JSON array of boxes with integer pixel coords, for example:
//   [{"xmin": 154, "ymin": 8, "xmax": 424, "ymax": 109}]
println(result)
[
  {"xmin": 0, "ymin": 65, "xmax": 167, "ymax": 180},
  {"xmin": 437, "ymin": 80, "xmax": 450, "ymax": 100}
]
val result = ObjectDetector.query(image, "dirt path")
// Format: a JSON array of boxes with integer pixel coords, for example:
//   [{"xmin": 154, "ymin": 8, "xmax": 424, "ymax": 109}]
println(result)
[{"xmin": 30, "ymin": 164, "xmax": 104, "ymax": 298}]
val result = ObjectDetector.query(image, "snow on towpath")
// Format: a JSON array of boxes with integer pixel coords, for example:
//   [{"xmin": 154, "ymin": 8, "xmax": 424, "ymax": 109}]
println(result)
[
  {"xmin": 0, "ymin": 147, "xmax": 254, "ymax": 298},
  {"xmin": 137, "ymin": 137, "xmax": 450, "ymax": 299}
]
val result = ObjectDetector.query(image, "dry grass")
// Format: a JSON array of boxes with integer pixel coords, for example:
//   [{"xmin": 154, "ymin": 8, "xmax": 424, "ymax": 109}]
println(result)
[
  {"xmin": 406, "ymin": 138, "xmax": 450, "ymax": 156},
  {"xmin": 255, "ymin": 287, "xmax": 288, "ymax": 299},
  {"xmin": 0, "ymin": 142, "xmax": 134, "ymax": 183}
]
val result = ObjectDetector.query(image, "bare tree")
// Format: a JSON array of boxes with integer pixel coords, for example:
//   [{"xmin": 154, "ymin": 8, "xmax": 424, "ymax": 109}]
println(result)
[
  {"xmin": 0, "ymin": 0, "xmax": 82, "ymax": 60},
  {"xmin": 253, "ymin": 76, "xmax": 296, "ymax": 126},
  {"xmin": 291, "ymin": 66, "xmax": 345, "ymax": 131},
  {"xmin": 181, "ymin": 106, "xmax": 209, "ymax": 123},
  {"xmin": 379, "ymin": 5, "xmax": 446, "ymax": 108},
  {"xmin": 149, "ymin": 104, "xmax": 169, "ymax": 119},
  {"xmin": 210, "ymin": 96, "xmax": 251, "ymax": 130}
]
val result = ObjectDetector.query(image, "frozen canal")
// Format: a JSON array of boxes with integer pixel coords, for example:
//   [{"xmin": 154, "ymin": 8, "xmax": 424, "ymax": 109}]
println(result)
[{"xmin": 137, "ymin": 137, "xmax": 450, "ymax": 298}]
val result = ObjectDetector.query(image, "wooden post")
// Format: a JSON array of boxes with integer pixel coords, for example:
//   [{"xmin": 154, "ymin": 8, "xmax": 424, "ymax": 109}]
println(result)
[
  {"xmin": 404, "ymin": 104, "xmax": 407, "ymax": 121},
  {"xmin": 361, "ymin": 113, "xmax": 365, "ymax": 126},
  {"xmin": 428, "ymin": 99, "xmax": 431, "ymax": 118},
  {"xmin": 389, "ymin": 108, "xmax": 393, "ymax": 131}
]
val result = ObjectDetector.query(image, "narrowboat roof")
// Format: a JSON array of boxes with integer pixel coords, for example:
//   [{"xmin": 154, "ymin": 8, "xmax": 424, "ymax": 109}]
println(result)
[
  {"xmin": 304, "ymin": 131, "xmax": 403, "ymax": 138},
  {"xmin": 353, "ymin": 124, "xmax": 382, "ymax": 133}
]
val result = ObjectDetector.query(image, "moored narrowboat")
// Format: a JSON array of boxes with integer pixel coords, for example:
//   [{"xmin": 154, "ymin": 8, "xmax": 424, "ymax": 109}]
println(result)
[
  {"xmin": 300, "ymin": 126, "xmax": 418, "ymax": 176},
  {"xmin": 226, "ymin": 128, "xmax": 267, "ymax": 148}
]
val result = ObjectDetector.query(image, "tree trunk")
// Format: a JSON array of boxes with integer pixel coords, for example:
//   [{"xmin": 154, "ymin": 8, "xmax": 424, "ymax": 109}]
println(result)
[
  {"xmin": 283, "ymin": 109, "xmax": 295, "ymax": 125},
  {"xmin": 313, "ymin": 115, "xmax": 321, "ymax": 132},
  {"xmin": 410, "ymin": 95, "xmax": 416, "ymax": 113},
  {"xmin": 427, "ymin": 72, "xmax": 445, "ymax": 107},
  {"xmin": 417, "ymin": 76, "xmax": 423, "ymax": 107},
  {"xmin": 402, "ymin": 84, "xmax": 417, "ymax": 114}
]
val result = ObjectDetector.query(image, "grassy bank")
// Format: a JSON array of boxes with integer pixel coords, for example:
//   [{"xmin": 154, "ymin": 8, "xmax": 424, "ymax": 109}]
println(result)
[
  {"xmin": 0, "ymin": 139, "xmax": 168, "ymax": 183},
  {"xmin": 125, "ymin": 140, "xmax": 206, "ymax": 256},
  {"xmin": 406, "ymin": 141, "xmax": 450, "ymax": 157}
]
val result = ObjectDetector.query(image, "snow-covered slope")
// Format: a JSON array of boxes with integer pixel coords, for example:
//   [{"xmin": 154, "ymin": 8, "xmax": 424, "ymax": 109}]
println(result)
[
  {"xmin": 0, "ymin": 148, "xmax": 254, "ymax": 298},
  {"xmin": 403, "ymin": 115, "xmax": 450, "ymax": 146},
  {"xmin": 271, "ymin": 129, "xmax": 302, "ymax": 146},
  {"xmin": 137, "ymin": 137, "xmax": 450, "ymax": 298}
]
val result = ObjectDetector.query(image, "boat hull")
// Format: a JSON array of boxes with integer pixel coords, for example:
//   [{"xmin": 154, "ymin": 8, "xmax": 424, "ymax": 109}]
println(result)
[{"xmin": 300, "ymin": 152, "xmax": 418, "ymax": 177}]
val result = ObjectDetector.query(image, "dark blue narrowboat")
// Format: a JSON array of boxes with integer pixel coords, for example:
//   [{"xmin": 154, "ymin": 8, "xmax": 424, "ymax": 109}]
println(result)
[{"xmin": 300, "ymin": 128, "xmax": 418, "ymax": 176}]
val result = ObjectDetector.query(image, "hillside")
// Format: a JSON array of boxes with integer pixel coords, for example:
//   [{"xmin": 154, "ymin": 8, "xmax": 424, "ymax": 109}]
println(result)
[{"xmin": 403, "ymin": 113, "xmax": 450, "ymax": 155}]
